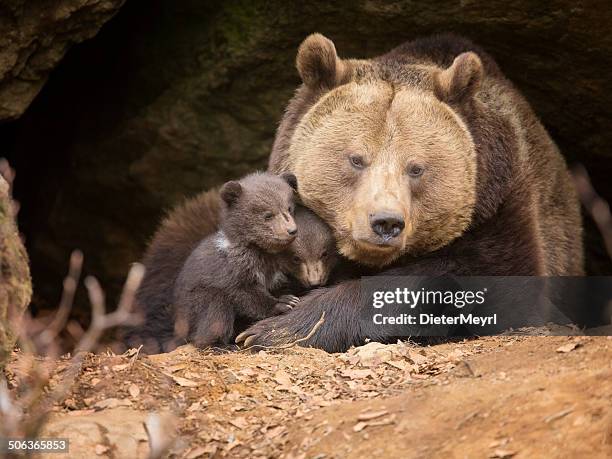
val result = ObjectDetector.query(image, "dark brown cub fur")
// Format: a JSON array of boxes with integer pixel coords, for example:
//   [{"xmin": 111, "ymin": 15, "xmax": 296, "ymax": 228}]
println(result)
[
  {"xmin": 278, "ymin": 205, "xmax": 338, "ymax": 292},
  {"xmin": 172, "ymin": 172, "xmax": 300, "ymax": 348}
]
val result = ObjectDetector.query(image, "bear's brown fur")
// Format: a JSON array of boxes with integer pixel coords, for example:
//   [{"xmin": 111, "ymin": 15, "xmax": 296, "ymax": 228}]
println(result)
[
  {"xmin": 125, "ymin": 188, "xmax": 223, "ymax": 352},
  {"xmin": 236, "ymin": 33, "xmax": 584, "ymax": 351},
  {"xmin": 132, "ymin": 33, "xmax": 584, "ymax": 353}
]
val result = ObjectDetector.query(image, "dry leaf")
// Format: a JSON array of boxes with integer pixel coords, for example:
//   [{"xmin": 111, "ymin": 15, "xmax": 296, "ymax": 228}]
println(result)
[
  {"xmin": 188, "ymin": 402, "xmax": 202, "ymax": 412},
  {"xmin": 95, "ymin": 444, "xmax": 109, "ymax": 455},
  {"xmin": 163, "ymin": 372, "xmax": 199, "ymax": 387},
  {"xmin": 93, "ymin": 398, "xmax": 132, "ymax": 410},
  {"xmin": 128, "ymin": 384, "xmax": 140, "ymax": 398},
  {"xmin": 111, "ymin": 363, "xmax": 130, "ymax": 371},
  {"xmin": 556, "ymin": 342, "xmax": 580, "ymax": 353},
  {"xmin": 266, "ymin": 425, "xmax": 287, "ymax": 439},
  {"xmin": 228, "ymin": 417, "xmax": 249, "ymax": 430},
  {"xmin": 166, "ymin": 363, "xmax": 188, "ymax": 373},
  {"xmin": 349, "ymin": 342, "xmax": 393, "ymax": 367},
  {"xmin": 386, "ymin": 360, "xmax": 409, "ymax": 370},
  {"xmin": 185, "ymin": 446, "xmax": 209, "ymax": 459},
  {"xmin": 273, "ymin": 369, "xmax": 293, "ymax": 386},
  {"xmin": 407, "ymin": 350, "xmax": 429, "ymax": 365},
  {"xmin": 240, "ymin": 368, "xmax": 257, "ymax": 377},
  {"xmin": 489, "ymin": 449, "xmax": 517, "ymax": 458},
  {"xmin": 341, "ymin": 368, "xmax": 374, "ymax": 379}
]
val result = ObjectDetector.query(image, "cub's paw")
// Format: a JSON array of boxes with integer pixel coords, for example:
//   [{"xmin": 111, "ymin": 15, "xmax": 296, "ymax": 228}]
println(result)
[
  {"xmin": 272, "ymin": 303, "xmax": 293, "ymax": 315},
  {"xmin": 277, "ymin": 295, "xmax": 300, "ymax": 308}
]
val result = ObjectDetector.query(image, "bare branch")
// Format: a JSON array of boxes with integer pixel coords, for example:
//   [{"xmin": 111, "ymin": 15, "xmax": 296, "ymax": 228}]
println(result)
[
  {"xmin": 573, "ymin": 164, "xmax": 612, "ymax": 257},
  {"xmin": 1, "ymin": 256, "xmax": 147, "ymax": 443},
  {"xmin": 37, "ymin": 250, "xmax": 83, "ymax": 350}
]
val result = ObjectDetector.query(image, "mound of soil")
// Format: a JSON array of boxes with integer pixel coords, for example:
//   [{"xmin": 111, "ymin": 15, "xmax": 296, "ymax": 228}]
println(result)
[{"xmin": 5, "ymin": 336, "xmax": 612, "ymax": 458}]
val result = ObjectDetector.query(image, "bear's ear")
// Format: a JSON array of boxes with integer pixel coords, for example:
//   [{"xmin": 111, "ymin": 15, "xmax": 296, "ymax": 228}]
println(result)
[
  {"xmin": 220, "ymin": 181, "xmax": 242, "ymax": 206},
  {"xmin": 433, "ymin": 52, "xmax": 483, "ymax": 104},
  {"xmin": 297, "ymin": 33, "xmax": 345, "ymax": 89},
  {"xmin": 280, "ymin": 172, "xmax": 298, "ymax": 191}
]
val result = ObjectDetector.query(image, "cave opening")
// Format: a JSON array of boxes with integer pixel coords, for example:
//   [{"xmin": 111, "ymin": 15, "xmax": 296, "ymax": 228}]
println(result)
[{"xmin": 0, "ymin": 1, "xmax": 610, "ymax": 322}]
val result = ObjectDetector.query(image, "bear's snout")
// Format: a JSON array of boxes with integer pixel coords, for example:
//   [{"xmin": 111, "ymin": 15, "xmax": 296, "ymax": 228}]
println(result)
[{"xmin": 369, "ymin": 211, "xmax": 405, "ymax": 241}]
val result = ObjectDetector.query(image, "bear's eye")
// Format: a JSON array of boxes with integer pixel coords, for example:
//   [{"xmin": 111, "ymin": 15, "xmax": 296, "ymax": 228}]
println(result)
[
  {"xmin": 293, "ymin": 255, "xmax": 301, "ymax": 263},
  {"xmin": 349, "ymin": 154, "xmax": 366, "ymax": 170},
  {"xmin": 321, "ymin": 250, "xmax": 328, "ymax": 258},
  {"xmin": 408, "ymin": 164, "xmax": 425, "ymax": 178},
  {"xmin": 288, "ymin": 205, "xmax": 294, "ymax": 215},
  {"xmin": 264, "ymin": 211, "xmax": 274, "ymax": 221}
]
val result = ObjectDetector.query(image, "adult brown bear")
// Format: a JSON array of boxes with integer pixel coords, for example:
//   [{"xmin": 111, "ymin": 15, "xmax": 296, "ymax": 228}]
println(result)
[{"xmin": 134, "ymin": 33, "xmax": 583, "ymax": 353}]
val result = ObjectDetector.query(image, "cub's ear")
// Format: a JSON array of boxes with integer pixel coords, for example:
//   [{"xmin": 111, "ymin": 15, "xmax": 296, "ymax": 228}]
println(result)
[
  {"xmin": 280, "ymin": 172, "xmax": 298, "ymax": 191},
  {"xmin": 220, "ymin": 181, "xmax": 242, "ymax": 206},
  {"xmin": 433, "ymin": 52, "xmax": 483, "ymax": 104},
  {"xmin": 297, "ymin": 33, "xmax": 345, "ymax": 89}
]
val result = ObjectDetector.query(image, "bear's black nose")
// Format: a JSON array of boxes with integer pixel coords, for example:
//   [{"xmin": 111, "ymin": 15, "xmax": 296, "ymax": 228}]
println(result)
[
  {"xmin": 288, "ymin": 227, "xmax": 298, "ymax": 236},
  {"xmin": 370, "ymin": 212, "xmax": 405, "ymax": 241}
]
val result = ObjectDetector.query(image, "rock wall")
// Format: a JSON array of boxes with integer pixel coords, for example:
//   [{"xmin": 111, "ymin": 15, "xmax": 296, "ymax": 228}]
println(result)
[
  {"xmin": 0, "ymin": 176, "xmax": 31, "ymax": 369},
  {"xmin": 2, "ymin": 0, "xmax": 611, "ymax": 310},
  {"xmin": 0, "ymin": 0, "xmax": 125, "ymax": 120}
]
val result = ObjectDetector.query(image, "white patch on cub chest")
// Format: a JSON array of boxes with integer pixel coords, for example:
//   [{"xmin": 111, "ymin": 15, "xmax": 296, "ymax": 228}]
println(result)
[{"xmin": 213, "ymin": 231, "xmax": 230, "ymax": 251}]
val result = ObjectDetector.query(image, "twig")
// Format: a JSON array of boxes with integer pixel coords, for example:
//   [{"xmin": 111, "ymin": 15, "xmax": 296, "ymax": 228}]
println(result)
[
  {"xmin": 208, "ymin": 360, "xmax": 228, "ymax": 392},
  {"xmin": 37, "ymin": 250, "xmax": 83, "ymax": 350},
  {"xmin": 239, "ymin": 311, "xmax": 326, "ymax": 352},
  {"xmin": 143, "ymin": 413, "xmax": 177, "ymax": 459},
  {"xmin": 573, "ymin": 164, "xmax": 612, "ymax": 257},
  {"xmin": 1, "ymin": 258, "xmax": 147, "ymax": 443},
  {"xmin": 77, "ymin": 263, "xmax": 144, "ymax": 352}
]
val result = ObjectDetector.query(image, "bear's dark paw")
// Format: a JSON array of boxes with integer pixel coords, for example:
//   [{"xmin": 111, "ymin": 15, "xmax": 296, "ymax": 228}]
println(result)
[{"xmin": 235, "ymin": 315, "xmax": 302, "ymax": 349}]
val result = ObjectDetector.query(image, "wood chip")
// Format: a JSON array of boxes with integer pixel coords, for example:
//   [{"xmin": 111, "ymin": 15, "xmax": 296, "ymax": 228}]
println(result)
[
  {"xmin": 357, "ymin": 410, "xmax": 389, "ymax": 421},
  {"xmin": 489, "ymin": 449, "xmax": 517, "ymax": 458},
  {"xmin": 353, "ymin": 421, "xmax": 368, "ymax": 432},
  {"xmin": 544, "ymin": 408, "xmax": 573, "ymax": 423}
]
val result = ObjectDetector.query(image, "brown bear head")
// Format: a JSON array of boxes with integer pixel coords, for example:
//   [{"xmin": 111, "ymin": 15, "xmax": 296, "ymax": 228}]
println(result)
[
  {"xmin": 271, "ymin": 34, "xmax": 484, "ymax": 267},
  {"xmin": 219, "ymin": 172, "xmax": 298, "ymax": 253}
]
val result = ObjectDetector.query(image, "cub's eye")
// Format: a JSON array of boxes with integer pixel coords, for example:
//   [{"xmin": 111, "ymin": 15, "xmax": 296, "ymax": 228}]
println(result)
[
  {"xmin": 408, "ymin": 164, "xmax": 425, "ymax": 178},
  {"xmin": 288, "ymin": 205, "xmax": 294, "ymax": 215},
  {"xmin": 321, "ymin": 250, "xmax": 328, "ymax": 258},
  {"xmin": 264, "ymin": 211, "xmax": 274, "ymax": 221},
  {"xmin": 349, "ymin": 154, "xmax": 365, "ymax": 169},
  {"xmin": 292, "ymin": 255, "xmax": 301, "ymax": 263}
]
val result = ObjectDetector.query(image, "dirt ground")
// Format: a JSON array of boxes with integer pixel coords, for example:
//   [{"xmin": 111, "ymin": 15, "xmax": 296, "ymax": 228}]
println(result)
[{"xmin": 5, "ymin": 335, "xmax": 612, "ymax": 458}]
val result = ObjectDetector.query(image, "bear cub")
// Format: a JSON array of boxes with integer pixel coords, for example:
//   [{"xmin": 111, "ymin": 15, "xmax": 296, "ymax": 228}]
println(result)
[
  {"xmin": 173, "ymin": 172, "xmax": 336, "ymax": 348},
  {"xmin": 277, "ymin": 205, "xmax": 338, "ymax": 294}
]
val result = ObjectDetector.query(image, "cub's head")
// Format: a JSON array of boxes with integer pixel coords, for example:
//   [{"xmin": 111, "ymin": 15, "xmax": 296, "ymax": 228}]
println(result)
[
  {"xmin": 275, "ymin": 34, "xmax": 482, "ymax": 267},
  {"xmin": 280, "ymin": 205, "xmax": 338, "ymax": 288},
  {"xmin": 220, "ymin": 172, "xmax": 298, "ymax": 252}
]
